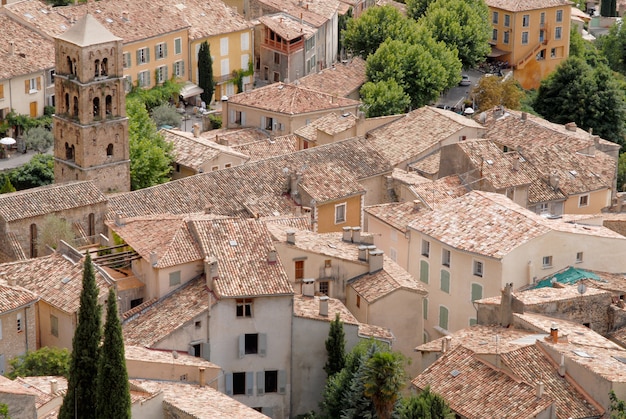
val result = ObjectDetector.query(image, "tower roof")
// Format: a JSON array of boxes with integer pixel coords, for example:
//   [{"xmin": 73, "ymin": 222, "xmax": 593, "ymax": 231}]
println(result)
[{"xmin": 56, "ymin": 13, "xmax": 121, "ymax": 46}]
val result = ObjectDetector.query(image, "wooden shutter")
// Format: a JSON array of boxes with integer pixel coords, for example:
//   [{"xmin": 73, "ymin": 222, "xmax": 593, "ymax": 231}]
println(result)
[
  {"xmin": 24, "ymin": 80, "xmax": 29, "ymax": 93},
  {"xmin": 278, "ymin": 370, "xmax": 287, "ymax": 394},
  {"xmin": 240, "ymin": 112, "xmax": 245, "ymax": 125},
  {"xmin": 36, "ymin": 77, "xmax": 41, "ymax": 90},
  {"xmin": 146, "ymin": 47, "xmax": 150, "ymax": 62},
  {"xmin": 439, "ymin": 306, "xmax": 448, "ymax": 330},
  {"xmin": 259, "ymin": 333, "xmax": 267, "ymax": 357},
  {"xmin": 225, "ymin": 373, "xmax": 233, "ymax": 395},
  {"xmin": 0, "ymin": 84, "xmax": 4, "ymax": 99},
  {"xmin": 164, "ymin": 42, "xmax": 168, "ymax": 57},
  {"xmin": 423, "ymin": 298, "xmax": 428, "ymax": 320},
  {"xmin": 136, "ymin": 50, "xmax": 141, "ymax": 64},
  {"xmin": 256, "ymin": 371, "xmax": 265, "ymax": 396},
  {"xmin": 181, "ymin": 60, "xmax": 184, "ymax": 75},
  {"xmin": 246, "ymin": 371, "xmax": 254, "ymax": 396},
  {"xmin": 238, "ymin": 335, "xmax": 245, "ymax": 359},
  {"xmin": 471, "ymin": 283, "xmax": 483, "ymax": 302}
]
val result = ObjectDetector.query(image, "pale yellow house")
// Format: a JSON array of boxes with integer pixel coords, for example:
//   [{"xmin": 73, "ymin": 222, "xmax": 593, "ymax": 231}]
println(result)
[{"xmin": 485, "ymin": 0, "xmax": 572, "ymax": 89}]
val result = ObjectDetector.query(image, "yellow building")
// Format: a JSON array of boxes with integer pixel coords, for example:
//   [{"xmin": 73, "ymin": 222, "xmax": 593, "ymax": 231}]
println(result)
[{"xmin": 485, "ymin": 0, "xmax": 572, "ymax": 89}]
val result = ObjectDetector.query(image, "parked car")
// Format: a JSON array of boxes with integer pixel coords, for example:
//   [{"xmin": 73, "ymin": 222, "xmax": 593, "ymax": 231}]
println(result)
[{"xmin": 459, "ymin": 74, "xmax": 471, "ymax": 86}]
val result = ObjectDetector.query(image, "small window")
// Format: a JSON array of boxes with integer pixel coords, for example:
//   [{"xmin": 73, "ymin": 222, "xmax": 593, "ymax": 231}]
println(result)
[
  {"xmin": 173, "ymin": 60, "xmax": 185, "ymax": 78},
  {"xmin": 195, "ymin": 320, "xmax": 202, "ymax": 329},
  {"xmin": 236, "ymin": 299, "xmax": 253, "ymax": 317},
  {"xmin": 492, "ymin": 11, "xmax": 498, "ymax": 24},
  {"xmin": 51, "ymin": 315, "xmax": 58, "ymax": 337},
  {"xmin": 274, "ymin": 52, "xmax": 280, "ymax": 65},
  {"xmin": 579, "ymin": 194, "xmax": 589, "ymax": 207},
  {"xmin": 155, "ymin": 42, "xmax": 167, "ymax": 60},
  {"xmin": 420, "ymin": 260, "xmax": 429, "ymax": 284},
  {"xmin": 123, "ymin": 52, "xmax": 131, "ymax": 68},
  {"xmin": 169, "ymin": 271, "xmax": 181, "ymax": 286},
  {"xmin": 233, "ymin": 372, "xmax": 246, "ymax": 395},
  {"xmin": 492, "ymin": 28, "xmax": 498, "ymax": 42},
  {"xmin": 556, "ymin": 9, "xmax": 563, "ymax": 22},
  {"xmin": 473, "ymin": 260, "xmax": 483, "ymax": 277},
  {"xmin": 265, "ymin": 370, "xmax": 278, "ymax": 393},
  {"xmin": 421, "ymin": 240, "xmax": 430, "ymax": 257},
  {"xmin": 174, "ymin": 38, "xmax": 182, "ymax": 55},
  {"xmin": 555, "ymin": 26, "xmax": 562, "ymax": 40},
  {"xmin": 16, "ymin": 313, "xmax": 22, "ymax": 332},
  {"xmin": 538, "ymin": 202, "xmax": 549, "ymax": 214},
  {"xmin": 137, "ymin": 47, "xmax": 149, "ymax": 64},
  {"xmin": 245, "ymin": 333, "xmax": 258, "ymax": 354},
  {"xmin": 356, "ymin": 294, "xmax": 361, "ymax": 308},
  {"xmin": 542, "ymin": 256, "xmax": 553, "ymax": 268},
  {"xmin": 503, "ymin": 31, "xmax": 509, "ymax": 44},
  {"xmin": 106, "ymin": 143, "xmax": 113, "ymax": 157},
  {"xmin": 295, "ymin": 260, "xmax": 304, "ymax": 280},
  {"xmin": 576, "ymin": 252, "xmax": 583, "ymax": 263},
  {"xmin": 504, "ymin": 14, "xmax": 510, "ymax": 27},
  {"xmin": 319, "ymin": 281, "xmax": 329, "ymax": 295},
  {"xmin": 264, "ymin": 116, "xmax": 274, "ymax": 131},
  {"xmin": 442, "ymin": 249, "xmax": 451, "ymax": 267},
  {"xmin": 551, "ymin": 48, "xmax": 557, "ymax": 58},
  {"xmin": 522, "ymin": 14, "xmax": 529, "ymax": 27},
  {"xmin": 540, "ymin": 12, "xmax": 545, "ymax": 25},
  {"xmin": 522, "ymin": 31, "xmax": 529, "ymax": 45},
  {"xmin": 324, "ymin": 260, "xmax": 332, "ymax": 268},
  {"xmin": 440, "ymin": 270, "xmax": 450, "ymax": 293},
  {"xmin": 156, "ymin": 66, "xmax": 168, "ymax": 83},
  {"xmin": 335, "ymin": 203, "xmax": 346, "ymax": 224},
  {"xmin": 138, "ymin": 70, "xmax": 150, "ymax": 87}
]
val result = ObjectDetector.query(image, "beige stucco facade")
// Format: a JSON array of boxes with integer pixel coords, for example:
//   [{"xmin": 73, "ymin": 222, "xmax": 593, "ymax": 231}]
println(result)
[
  {"xmin": 563, "ymin": 188, "xmax": 611, "ymax": 214},
  {"xmin": 0, "ymin": 72, "xmax": 47, "ymax": 119},
  {"xmin": 315, "ymin": 194, "xmax": 362, "ymax": 234},
  {"xmin": 36, "ymin": 302, "xmax": 74, "ymax": 351},
  {"xmin": 364, "ymin": 213, "xmax": 410, "ymax": 268},
  {"xmin": 128, "ymin": 257, "xmax": 203, "ymax": 301}
]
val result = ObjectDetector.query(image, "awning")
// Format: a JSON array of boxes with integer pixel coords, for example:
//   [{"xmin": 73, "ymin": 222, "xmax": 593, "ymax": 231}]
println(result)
[
  {"xmin": 180, "ymin": 82, "xmax": 204, "ymax": 99},
  {"xmin": 488, "ymin": 46, "xmax": 509, "ymax": 58}
]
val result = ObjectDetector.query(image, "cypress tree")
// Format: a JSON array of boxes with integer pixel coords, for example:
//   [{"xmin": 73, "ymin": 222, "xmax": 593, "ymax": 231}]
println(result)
[
  {"xmin": 324, "ymin": 313, "xmax": 346, "ymax": 376},
  {"xmin": 0, "ymin": 176, "xmax": 15, "ymax": 194},
  {"xmin": 198, "ymin": 41, "xmax": 215, "ymax": 105},
  {"xmin": 59, "ymin": 253, "xmax": 102, "ymax": 419},
  {"xmin": 96, "ymin": 289, "xmax": 131, "ymax": 418}
]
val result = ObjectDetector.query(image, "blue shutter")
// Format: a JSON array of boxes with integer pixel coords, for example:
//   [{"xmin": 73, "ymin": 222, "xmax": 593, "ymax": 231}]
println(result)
[
  {"xmin": 225, "ymin": 373, "xmax": 233, "ymax": 395},
  {"xmin": 278, "ymin": 370, "xmax": 287, "ymax": 394},
  {"xmin": 238, "ymin": 335, "xmax": 245, "ymax": 359},
  {"xmin": 259, "ymin": 333, "xmax": 267, "ymax": 357},
  {"xmin": 246, "ymin": 371, "xmax": 254, "ymax": 395},
  {"xmin": 257, "ymin": 371, "xmax": 265, "ymax": 395}
]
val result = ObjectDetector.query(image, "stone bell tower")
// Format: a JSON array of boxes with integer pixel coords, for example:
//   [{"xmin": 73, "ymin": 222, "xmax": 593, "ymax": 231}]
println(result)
[{"xmin": 53, "ymin": 14, "xmax": 130, "ymax": 193}]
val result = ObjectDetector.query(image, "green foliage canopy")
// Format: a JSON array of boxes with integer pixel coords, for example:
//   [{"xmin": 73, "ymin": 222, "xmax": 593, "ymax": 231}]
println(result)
[
  {"xmin": 360, "ymin": 79, "xmax": 411, "ymax": 117},
  {"xmin": 8, "ymin": 154, "xmax": 54, "ymax": 190},
  {"xmin": 25, "ymin": 126, "xmax": 53, "ymax": 153},
  {"xmin": 7, "ymin": 347, "xmax": 70, "ymax": 379},
  {"xmin": 198, "ymin": 42, "xmax": 215, "ymax": 104},
  {"xmin": 324, "ymin": 313, "xmax": 346, "ymax": 377}
]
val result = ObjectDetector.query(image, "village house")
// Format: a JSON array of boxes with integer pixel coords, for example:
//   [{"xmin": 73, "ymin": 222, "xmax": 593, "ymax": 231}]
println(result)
[
  {"xmin": 0, "ymin": 283, "xmax": 37, "ymax": 375},
  {"xmin": 13, "ymin": 376, "xmax": 66, "ymax": 419},
  {"xmin": 484, "ymin": 0, "xmax": 572, "ymax": 89},
  {"xmin": 293, "ymin": 57, "xmax": 367, "ymax": 101},
  {"xmin": 0, "ymin": 375, "xmax": 37, "ymax": 419}
]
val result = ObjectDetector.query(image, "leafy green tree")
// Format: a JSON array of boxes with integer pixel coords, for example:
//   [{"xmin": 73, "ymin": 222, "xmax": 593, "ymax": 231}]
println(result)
[
  {"xmin": 363, "ymin": 351, "xmax": 406, "ymax": 419},
  {"xmin": 25, "ymin": 126, "xmax": 53, "ymax": 153},
  {"xmin": 38, "ymin": 214, "xmax": 75, "ymax": 253},
  {"xmin": 406, "ymin": 0, "xmax": 436, "ymax": 20},
  {"xmin": 324, "ymin": 313, "xmax": 346, "ymax": 377},
  {"xmin": 198, "ymin": 42, "xmax": 215, "ymax": 104},
  {"xmin": 398, "ymin": 386, "xmax": 454, "ymax": 419},
  {"xmin": 343, "ymin": 5, "xmax": 414, "ymax": 58},
  {"xmin": 610, "ymin": 390, "xmax": 626, "ymax": 418},
  {"xmin": 618, "ymin": 153, "xmax": 626, "ymax": 191},
  {"xmin": 59, "ymin": 253, "xmax": 102, "ymax": 419},
  {"xmin": 0, "ymin": 403, "xmax": 8, "ymax": 419},
  {"xmin": 569, "ymin": 26, "xmax": 587, "ymax": 59},
  {"xmin": 8, "ymin": 154, "xmax": 54, "ymax": 190},
  {"xmin": 360, "ymin": 79, "xmax": 411, "ymax": 117},
  {"xmin": 127, "ymin": 97, "xmax": 174, "ymax": 190},
  {"xmin": 7, "ymin": 347, "xmax": 70, "ymax": 379},
  {"xmin": 472, "ymin": 75, "xmax": 523, "ymax": 112},
  {"xmin": 597, "ymin": 23, "xmax": 626, "ymax": 74},
  {"xmin": 96, "ymin": 289, "xmax": 131, "ymax": 419},
  {"xmin": 0, "ymin": 176, "xmax": 15, "ymax": 194},
  {"xmin": 534, "ymin": 56, "xmax": 626, "ymax": 146},
  {"xmin": 150, "ymin": 103, "xmax": 182, "ymax": 128},
  {"xmin": 127, "ymin": 79, "xmax": 181, "ymax": 113},
  {"xmin": 418, "ymin": 0, "xmax": 491, "ymax": 68}
]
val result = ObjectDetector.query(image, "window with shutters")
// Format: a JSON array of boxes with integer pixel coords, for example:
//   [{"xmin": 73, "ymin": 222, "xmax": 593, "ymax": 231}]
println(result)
[
  {"xmin": 26, "ymin": 78, "xmax": 39, "ymax": 94},
  {"xmin": 233, "ymin": 372, "xmax": 246, "ymax": 395},
  {"xmin": 123, "ymin": 52, "xmax": 131, "ymax": 68},
  {"xmin": 473, "ymin": 260, "xmax": 483, "ymax": 277},
  {"xmin": 423, "ymin": 298, "xmax": 428, "ymax": 320},
  {"xmin": 173, "ymin": 61, "xmax": 184, "ymax": 78},
  {"xmin": 439, "ymin": 306, "xmax": 449, "ymax": 330},
  {"xmin": 220, "ymin": 37, "xmax": 229, "ymax": 56},
  {"xmin": 137, "ymin": 47, "xmax": 149, "ymax": 64},
  {"xmin": 138, "ymin": 71, "xmax": 150, "ymax": 87},
  {"xmin": 156, "ymin": 65, "xmax": 168, "ymax": 83},
  {"xmin": 155, "ymin": 42, "xmax": 167, "ymax": 60},
  {"xmin": 420, "ymin": 260, "xmax": 429, "ymax": 284},
  {"xmin": 245, "ymin": 333, "xmax": 258, "ymax": 354},
  {"xmin": 124, "ymin": 76, "xmax": 132, "ymax": 92},
  {"xmin": 440, "ymin": 270, "xmax": 450, "ymax": 293},
  {"xmin": 471, "ymin": 283, "xmax": 483, "ymax": 302},
  {"xmin": 236, "ymin": 299, "xmax": 252, "ymax": 317},
  {"xmin": 174, "ymin": 38, "xmax": 182, "ymax": 55},
  {"xmin": 442, "ymin": 249, "xmax": 450, "ymax": 267},
  {"xmin": 241, "ymin": 32, "xmax": 250, "ymax": 51},
  {"xmin": 265, "ymin": 370, "xmax": 278, "ymax": 393},
  {"xmin": 221, "ymin": 59, "xmax": 229, "ymax": 76},
  {"xmin": 421, "ymin": 240, "xmax": 430, "ymax": 257},
  {"xmin": 239, "ymin": 333, "xmax": 266, "ymax": 357}
]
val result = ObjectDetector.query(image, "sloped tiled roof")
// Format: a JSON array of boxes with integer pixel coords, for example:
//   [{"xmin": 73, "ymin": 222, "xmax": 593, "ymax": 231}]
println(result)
[
  {"xmin": 211, "ymin": 128, "xmax": 271, "ymax": 147},
  {"xmin": 15, "ymin": 376, "xmax": 66, "ymax": 412},
  {"xmin": 0, "ymin": 181, "xmax": 106, "ymax": 223},
  {"xmin": 108, "ymin": 137, "xmax": 391, "ymax": 219},
  {"xmin": 485, "ymin": 0, "xmax": 572, "ymax": 12},
  {"xmin": 190, "ymin": 218, "xmax": 294, "ymax": 298},
  {"xmin": 258, "ymin": 13, "xmax": 316, "ymax": 41},
  {"xmin": 412, "ymin": 345, "xmax": 553, "ymax": 418},
  {"xmin": 408, "ymin": 151, "xmax": 440, "ymax": 176},
  {"xmin": 366, "ymin": 106, "xmax": 484, "ymax": 166},
  {"xmin": 408, "ymin": 191, "xmax": 624, "ymax": 259},
  {"xmin": 56, "ymin": 13, "xmax": 120, "ymax": 46},
  {"xmin": 294, "ymin": 57, "xmax": 367, "ymax": 97},
  {"xmin": 231, "ymin": 134, "xmax": 298, "ymax": 162},
  {"xmin": 251, "ymin": 0, "xmax": 340, "ymax": 27},
  {"xmin": 125, "ymin": 346, "xmax": 219, "ymax": 369},
  {"xmin": 350, "ymin": 255, "xmax": 426, "ymax": 302},
  {"xmin": 0, "ymin": 252, "xmax": 111, "ymax": 314},
  {"xmin": 226, "ymin": 82, "xmax": 360, "ymax": 114},
  {"xmin": 130, "ymin": 379, "xmax": 269, "ymax": 419},
  {"xmin": 365, "ymin": 201, "xmax": 422, "ymax": 233},
  {"xmin": 123, "ymin": 276, "xmax": 209, "ymax": 347},
  {"xmin": 0, "ymin": 15, "xmax": 55, "ymax": 79},
  {"xmin": 0, "ymin": 282, "xmax": 38, "ymax": 313},
  {"xmin": 299, "ymin": 162, "xmax": 365, "ymax": 203},
  {"xmin": 410, "ymin": 175, "xmax": 468, "ymax": 210},
  {"xmin": 294, "ymin": 112, "xmax": 358, "ymax": 144},
  {"xmin": 178, "ymin": 0, "xmax": 253, "ymax": 40}
]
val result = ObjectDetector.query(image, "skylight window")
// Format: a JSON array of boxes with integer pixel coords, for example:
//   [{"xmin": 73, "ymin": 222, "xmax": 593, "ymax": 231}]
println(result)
[
  {"xmin": 229, "ymin": 240, "xmax": 238, "ymax": 247},
  {"xmin": 24, "ymin": 13, "xmax": 34, "ymax": 19},
  {"xmin": 569, "ymin": 170, "xmax": 578, "ymax": 177},
  {"xmin": 572, "ymin": 350, "xmax": 593, "ymax": 358},
  {"xmin": 105, "ymin": 17, "xmax": 114, "ymax": 23}
]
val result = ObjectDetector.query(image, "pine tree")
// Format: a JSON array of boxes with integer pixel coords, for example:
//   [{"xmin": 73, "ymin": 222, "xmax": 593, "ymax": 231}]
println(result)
[
  {"xmin": 324, "ymin": 313, "xmax": 346, "ymax": 376},
  {"xmin": 59, "ymin": 253, "xmax": 102, "ymax": 419},
  {"xmin": 198, "ymin": 41, "xmax": 215, "ymax": 105},
  {"xmin": 96, "ymin": 289, "xmax": 131, "ymax": 418}
]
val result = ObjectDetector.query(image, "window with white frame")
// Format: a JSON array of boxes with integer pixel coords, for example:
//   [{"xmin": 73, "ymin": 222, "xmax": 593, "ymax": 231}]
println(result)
[
  {"xmin": 576, "ymin": 252, "xmax": 583, "ymax": 263},
  {"xmin": 174, "ymin": 38, "xmax": 182, "ymax": 55},
  {"xmin": 137, "ymin": 47, "xmax": 150, "ymax": 64},
  {"xmin": 241, "ymin": 32, "xmax": 250, "ymax": 51},
  {"xmin": 538, "ymin": 202, "xmax": 549, "ymax": 214},
  {"xmin": 155, "ymin": 42, "xmax": 167, "ymax": 60},
  {"xmin": 473, "ymin": 260, "xmax": 483, "ymax": 277},
  {"xmin": 421, "ymin": 239, "xmax": 430, "ymax": 257},
  {"xmin": 236, "ymin": 299, "xmax": 253, "ymax": 317},
  {"xmin": 522, "ymin": 31, "xmax": 529, "ymax": 45},
  {"xmin": 137, "ymin": 71, "xmax": 150, "ymax": 87},
  {"xmin": 335, "ymin": 203, "xmax": 346, "ymax": 223},
  {"xmin": 555, "ymin": 26, "xmax": 562, "ymax": 40},
  {"xmin": 442, "ymin": 249, "xmax": 451, "ymax": 267},
  {"xmin": 504, "ymin": 14, "xmax": 510, "ymax": 27},
  {"xmin": 123, "ymin": 52, "xmax": 131, "ymax": 68},
  {"xmin": 542, "ymin": 256, "xmax": 553, "ymax": 268},
  {"xmin": 173, "ymin": 61, "xmax": 184, "ymax": 78},
  {"xmin": 522, "ymin": 14, "xmax": 529, "ymax": 27},
  {"xmin": 29, "ymin": 78, "xmax": 37, "ymax": 93},
  {"xmin": 220, "ymin": 37, "xmax": 229, "ymax": 56},
  {"xmin": 556, "ymin": 9, "xmax": 563, "ymax": 22},
  {"xmin": 156, "ymin": 66, "xmax": 168, "ymax": 83},
  {"xmin": 579, "ymin": 194, "xmax": 589, "ymax": 207}
]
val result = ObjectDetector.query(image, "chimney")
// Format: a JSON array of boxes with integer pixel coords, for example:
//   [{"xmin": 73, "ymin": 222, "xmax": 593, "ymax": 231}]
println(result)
[
  {"xmin": 369, "ymin": 249, "xmax": 383, "ymax": 273},
  {"xmin": 413, "ymin": 200, "xmax": 421, "ymax": 211},
  {"xmin": 549, "ymin": 173, "xmax": 560, "ymax": 190},
  {"xmin": 512, "ymin": 157, "xmax": 519, "ymax": 171},
  {"xmin": 536, "ymin": 381, "xmax": 545, "ymax": 399},
  {"xmin": 50, "ymin": 379, "xmax": 58, "ymax": 394},
  {"xmin": 352, "ymin": 227, "xmax": 361, "ymax": 243},
  {"xmin": 550, "ymin": 322, "xmax": 559, "ymax": 343},
  {"xmin": 342, "ymin": 226, "xmax": 352, "ymax": 242},
  {"xmin": 9, "ymin": 41, "xmax": 14, "ymax": 56},
  {"xmin": 558, "ymin": 354, "xmax": 566, "ymax": 377},
  {"xmin": 499, "ymin": 282, "xmax": 514, "ymax": 327},
  {"xmin": 565, "ymin": 122, "xmax": 577, "ymax": 132},
  {"xmin": 319, "ymin": 295, "xmax": 329, "ymax": 316},
  {"xmin": 115, "ymin": 212, "xmax": 125, "ymax": 227},
  {"xmin": 290, "ymin": 172, "xmax": 302, "ymax": 199},
  {"xmin": 286, "ymin": 230, "xmax": 296, "ymax": 245},
  {"xmin": 204, "ymin": 203, "xmax": 213, "ymax": 214},
  {"xmin": 521, "ymin": 112, "xmax": 527, "ymax": 121},
  {"xmin": 193, "ymin": 123, "xmax": 200, "ymax": 138},
  {"xmin": 149, "ymin": 251, "xmax": 158, "ymax": 267},
  {"xmin": 199, "ymin": 367, "xmax": 206, "ymax": 387},
  {"xmin": 441, "ymin": 335, "xmax": 452, "ymax": 353},
  {"xmin": 302, "ymin": 278, "xmax": 315, "ymax": 296},
  {"xmin": 267, "ymin": 249, "xmax": 277, "ymax": 264},
  {"xmin": 204, "ymin": 255, "xmax": 218, "ymax": 289},
  {"xmin": 358, "ymin": 245, "xmax": 368, "ymax": 261}
]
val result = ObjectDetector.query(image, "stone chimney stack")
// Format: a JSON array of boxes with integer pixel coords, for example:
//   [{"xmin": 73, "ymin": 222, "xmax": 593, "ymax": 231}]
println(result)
[
  {"xmin": 352, "ymin": 227, "xmax": 361, "ymax": 243},
  {"xmin": 267, "ymin": 249, "xmax": 277, "ymax": 264},
  {"xmin": 368, "ymin": 249, "xmax": 383, "ymax": 273},
  {"xmin": 499, "ymin": 282, "xmax": 514, "ymax": 327},
  {"xmin": 193, "ymin": 123, "xmax": 200, "ymax": 138},
  {"xmin": 199, "ymin": 367, "xmax": 206, "ymax": 387},
  {"xmin": 558, "ymin": 354, "xmax": 566, "ymax": 377},
  {"xmin": 319, "ymin": 295, "xmax": 329, "ymax": 316},
  {"xmin": 550, "ymin": 322, "xmax": 559, "ymax": 343},
  {"xmin": 302, "ymin": 278, "xmax": 315, "ymax": 297},
  {"xmin": 535, "ymin": 381, "xmax": 545, "ymax": 399},
  {"xmin": 204, "ymin": 256, "xmax": 218, "ymax": 289},
  {"xmin": 150, "ymin": 251, "xmax": 158, "ymax": 267},
  {"xmin": 441, "ymin": 336, "xmax": 452, "ymax": 353},
  {"xmin": 286, "ymin": 230, "xmax": 296, "ymax": 245},
  {"xmin": 50, "ymin": 379, "xmax": 58, "ymax": 394},
  {"xmin": 342, "ymin": 226, "xmax": 352, "ymax": 242},
  {"xmin": 358, "ymin": 245, "xmax": 368, "ymax": 261}
]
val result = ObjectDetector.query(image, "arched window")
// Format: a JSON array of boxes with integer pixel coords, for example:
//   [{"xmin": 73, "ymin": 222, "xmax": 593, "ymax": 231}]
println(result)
[
  {"xmin": 66, "ymin": 56, "xmax": 72, "ymax": 74},
  {"xmin": 64, "ymin": 93, "xmax": 69, "ymax": 114},
  {"xmin": 73, "ymin": 96, "xmax": 78, "ymax": 117},
  {"xmin": 106, "ymin": 143, "xmax": 113, "ymax": 157},
  {"xmin": 94, "ymin": 59, "xmax": 100, "ymax": 77},
  {"xmin": 93, "ymin": 97, "xmax": 100, "ymax": 118},
  {"xmin": 72, "ymin": 58, "xmax": 77, "ymax": 75},
  {"xmin": 101, "ymin": 58, "xmax": 108, "ymax": 76},
  {"xmin": 88, "ymin": 213, "xmax": 95, "ymax": 238},
  {"xmin": 65, "ymin": 142, "xmax": 74, "ymax": 160},
  {"xmin": 30, "ymin": 224, "xmax": 37, "ymax": 258},
  {"xmin": 105, "ymin": 95, "xmax": 112, "ymax": 115}
]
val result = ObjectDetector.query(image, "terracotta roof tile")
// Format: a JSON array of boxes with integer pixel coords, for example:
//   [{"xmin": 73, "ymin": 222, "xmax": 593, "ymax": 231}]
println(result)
[
  {"xmin": 178, "ymin": 0, "xmax": 253, "ymax": 40},
  {"xmin": 293, "ymin": 58, "xmax": 367, "ymax": 97},
  {"xmin": 407, "ymin": 151, "xmax": 440, "ymax": 175},
  {"xmin": 365, "ymin": 201, "xmax": 422, "ymax": 233},
  {"xmin": 125, "ymin": 346, "xmax": 219, "ymax": 369},
  {"xmin": 484, "ymin": 0, "xmax": 572, "ymax": 12},
  {"xmin": 226, "ymin": 82, "xmax": 360, "ymax": 114},
  {"xmin": 123, "ymin": 276, "xmax": 209, "ymax": 347},
  {"xmin": 0, "ymin": 282, "xmax": 38, "ymax": 313},
  {"xmin": 294, "ymin": 112, "xmax": 358, "ymax": 143},
  {"xmin": 410, "ymin": 175, "xmax": 469, "ymax": 210},
  {"xmin": 15, "ymin": 376, "xmax": 67, "ymax": 410},
  {"xmin": 191, "ymin": 218, "xmax": 293, "ymax": 297},
  {"xmin": 350, "ymin": 255, "xmax": 426, "ymax": 302},
  {"xmin": 210, "ymin": 128, "xmax": 271, "ymax": 147},
  {"xmin": 0, "ymin": 252, "xmax": 111, "ymax": 314},
  {"xmin": 250, "ymin": 0, "xmax": 340, "ymax": 27},
  {"xmin": 231, "ymin": 134, "xmax": 298, "ymax": 162},
  {"xmin": 0, "ymin": 181, "xmax": 106, "ymax": 223},
  {"xmin": 0, "ymin": 15, "xmax": 55, "ymax": 79},
  {"xmin": 130, "ymin": 379, "xmax": 268, "ymax": 419},
  {"xmin": 412, "ymin": 345, "xmax": 553, "ymax": 418},
  {"xmin": 367, "ymin": 106, "xmax": 484, "ymax": 166},
  {"xmin": 258, "ymin": 13, "xmax": 316, "ymax": 40}
]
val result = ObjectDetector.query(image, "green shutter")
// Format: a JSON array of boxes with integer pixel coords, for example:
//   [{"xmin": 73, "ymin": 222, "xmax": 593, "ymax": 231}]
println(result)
[
  {"xmin": 423, "ymin": 298, "xmax": 428, "ymax": 320},
  {"xmin": 257, "ymin": 371, "xmax": 265, "ymax": 395},
  {"xmin": 439, "ymin": 306, "xmax": 448, "ymax": 330},
  {"xmin": 146, "ymin": 47, "xmax": 150, "ymax": 62},
  {"xmin": 181, "ymin": 60, "xmax": 185, "ymax": 76},
  {"xmin": 471, "ymin": 283, "xmax": 483, "ymax": 302},
  {"xmin": 440, "ymin": 270, "xmax": 450, "ymax": 293},
  {"xmin": 420, "ymin": 260, "xmax": 429, "ymax": 284},
  {"xmin": 225, "ymin": 373, "xmax": 233, "ymax": 395},
  {"xmin": 246, "ymin": 371, "xmax": 254, "ymax": 396},
  {"xmin": 238, "ymin": 335, "xmax": 245, "ymax": 359},
  {"xmin": 259, "ymin": 333, "xmax": 267, "ymax": 357}
]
